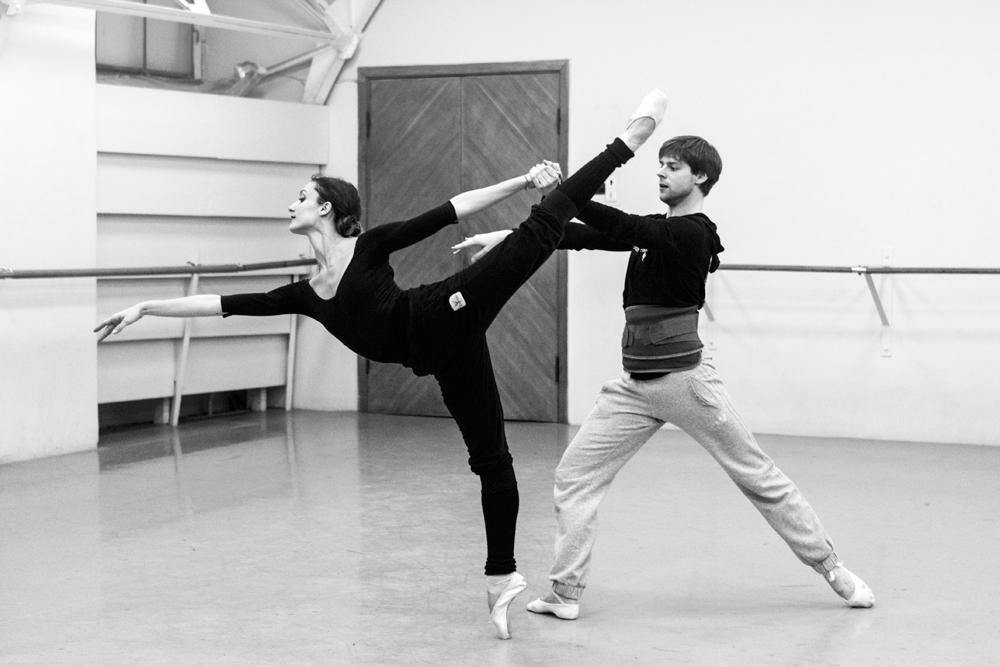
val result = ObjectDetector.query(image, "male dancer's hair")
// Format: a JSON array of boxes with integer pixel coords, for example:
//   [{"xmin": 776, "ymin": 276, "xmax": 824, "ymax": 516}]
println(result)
[{"xmin": 657, "ymin": 136, "xmax": 723, "ymax": 195}]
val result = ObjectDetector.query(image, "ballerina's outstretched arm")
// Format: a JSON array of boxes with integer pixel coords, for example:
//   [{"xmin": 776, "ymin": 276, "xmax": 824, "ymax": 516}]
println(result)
[
  {"xmin": 450, "ymin": 162, "xmax": 561, "ymax": 219},
  {"xmin": 94, "ymin": 294, "xmax": 222, "ymax": 342}
]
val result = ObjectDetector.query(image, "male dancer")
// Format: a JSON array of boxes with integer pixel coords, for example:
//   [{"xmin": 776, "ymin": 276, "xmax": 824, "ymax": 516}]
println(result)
[{"xmin": 455, "ymin": 135, "xmax": 875, "ymax": 620}]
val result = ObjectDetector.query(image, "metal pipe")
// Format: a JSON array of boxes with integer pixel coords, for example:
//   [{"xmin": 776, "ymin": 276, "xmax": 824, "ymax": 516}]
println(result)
[
  {"xmin": 171, "ymin": 273, "xmax": 199, "ymax": 426},
  {"xmin": 262, "ymin": 46, "xmax": 332, "ymax": 78},
  {"xmin": 1, "ymin": 259, "xmax": 317, "ymax": 280},
  {"xmin": 4, "ymin": 260, "xmax": 999, "ymax": 281},
  {"xmin": 718, "ymin": 264, "xmax": 1000, "ymax": 275}
]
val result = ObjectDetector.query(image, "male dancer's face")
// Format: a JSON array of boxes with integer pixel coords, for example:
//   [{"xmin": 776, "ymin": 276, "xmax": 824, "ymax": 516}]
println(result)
[{"xmin": 656, "ymin": 155, "xmax": 705, "ymax": 207}]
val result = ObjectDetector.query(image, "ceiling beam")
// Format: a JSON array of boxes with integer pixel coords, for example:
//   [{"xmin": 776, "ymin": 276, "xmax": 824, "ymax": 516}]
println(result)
[
  {"xmin": 302, "ymin": 0, "xmax": 384, "ymax": 104},
  {"xmin": 351, "ymin": 0, "xmax": 382, "ymax": 33},
  {"xmin": 167, "ymin": 0, "xmax": 209, "ymax": 14},
  {"xmin": 32, "ymin": 0, "xmax": 343, "ymax": 43},
  {"xmin": 293, "ymin": 0, "xmax": 328, "ymax": 26}
]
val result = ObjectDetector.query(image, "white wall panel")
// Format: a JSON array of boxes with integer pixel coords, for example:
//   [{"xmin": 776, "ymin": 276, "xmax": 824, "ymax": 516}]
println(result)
[
  {"xmin": 94, "ymin": 80, "xmax": 326, "ymax": 414},
  {"xmin": 97, "ymin": 217, "xmax": 307, "ymax": 267},
  {"xmin": 97, "ymin": 340, "xmax": 176, "ymax": 403},
  {"xmin": 96, "ymin": 84, "xmax": 329, "ymax": 164},
  {"xmin": 183, "ymin": 337, "xmax": 288, "ymax": 395},
  {"xmin": 97, "ymin": 154, "xmax": 314, "ymax": 218},
  {"xmin": 97, "ymin": 278, "xmax": 188, "ymax": 341},
  {"xmin": 95, "ymin": 275, "xmax": 298, "ymax": 342}
]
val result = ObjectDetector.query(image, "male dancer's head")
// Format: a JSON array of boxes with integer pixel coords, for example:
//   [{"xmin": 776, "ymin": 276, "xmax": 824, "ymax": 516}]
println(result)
[{"xmin": 656, "ymin": 135, "xmax": 722, "ymax": 215}]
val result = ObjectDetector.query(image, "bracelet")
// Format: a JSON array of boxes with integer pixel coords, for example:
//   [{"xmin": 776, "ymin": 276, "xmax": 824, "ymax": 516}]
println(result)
[{"xmin": 523, "ymin": 174, "xmax": 533, "ymax": 190}]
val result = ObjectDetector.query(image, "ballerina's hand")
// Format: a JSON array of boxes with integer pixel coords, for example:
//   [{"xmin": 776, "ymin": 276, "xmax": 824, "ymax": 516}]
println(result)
[
  {"xmin": 450, "ymin": 230, "xmax": 514, "ymax": 264},
  {"xmin": 93, "ymin": 305, "xmax": 143, "ymax": 342},
  {"xmin": 532, "ymin": 161, "xmax": 562, "ymax": 195},
  {"xmin": 542, "ymin": 160, "xmax": 563, "ymax": 181}
]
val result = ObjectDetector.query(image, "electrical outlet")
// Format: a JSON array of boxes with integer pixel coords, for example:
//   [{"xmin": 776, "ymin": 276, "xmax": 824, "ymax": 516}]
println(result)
[{"xmin": 603, "ymin": 176, "xmax": 616, "ymax": 202}]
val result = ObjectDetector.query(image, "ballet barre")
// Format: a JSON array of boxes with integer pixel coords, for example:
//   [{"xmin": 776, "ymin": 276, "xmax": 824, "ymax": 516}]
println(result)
[
  {"xmin": 708, "ymin": 263, "xmax": 1000, "ymax": 327},
  {"xmin": 0, "ymin": 258, "xmax": 319, "ymax": 280},
  {"xmin": 4, "ymin": 259, "xmax": 996, "ymax": 331},
  {"xmin": 1, "ymin": 259, "xmax": 319, "ymax": 426}
]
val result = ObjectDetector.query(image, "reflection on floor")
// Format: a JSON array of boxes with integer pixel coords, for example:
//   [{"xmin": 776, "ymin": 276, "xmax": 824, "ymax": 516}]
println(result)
[{"xmin": 1, "ymin": 411, "xmax": 998, "ymax": 665}]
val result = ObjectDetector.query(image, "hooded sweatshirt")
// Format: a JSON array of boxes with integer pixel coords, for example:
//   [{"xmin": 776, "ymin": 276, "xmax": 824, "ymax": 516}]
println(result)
[{"xmin": 558, "ymin": 201, "xmax": 725, "ymax": 374}]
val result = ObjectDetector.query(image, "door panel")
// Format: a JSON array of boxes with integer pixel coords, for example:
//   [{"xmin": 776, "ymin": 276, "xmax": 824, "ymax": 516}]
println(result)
[
  {"xmin": 460, "ymin": 74, "xmax": 561, "ymax": 421},
  {"xmin": 365, "ymin": 77, "xmax": 463, "ymax": 416},
  {"xmin": 360, "ymin": 64, "xmax": 567, "ymax": 421}
]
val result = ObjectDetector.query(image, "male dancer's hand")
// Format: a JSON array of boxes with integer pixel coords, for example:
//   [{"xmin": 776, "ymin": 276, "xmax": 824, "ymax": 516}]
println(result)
[{"xmin": 451, "ymin": 230, "xmax": 514, "ymax": 264}]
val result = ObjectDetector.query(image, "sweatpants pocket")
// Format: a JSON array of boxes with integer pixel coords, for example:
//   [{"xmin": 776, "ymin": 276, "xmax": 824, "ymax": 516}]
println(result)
[{"xmin": 685, "ymin": 368, "xmax": 720, "ymax": 409}]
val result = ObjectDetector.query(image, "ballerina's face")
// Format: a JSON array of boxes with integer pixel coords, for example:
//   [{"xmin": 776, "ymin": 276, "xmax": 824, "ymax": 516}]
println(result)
[{"xmin": 288, "ymin": 182, "xmax": 331, "ymax": 234}]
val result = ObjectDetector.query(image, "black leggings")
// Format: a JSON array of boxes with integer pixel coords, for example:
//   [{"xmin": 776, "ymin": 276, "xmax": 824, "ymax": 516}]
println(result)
[{"xmin": 428, "ymin": 139, "xmax": 633, "ymax": 575}]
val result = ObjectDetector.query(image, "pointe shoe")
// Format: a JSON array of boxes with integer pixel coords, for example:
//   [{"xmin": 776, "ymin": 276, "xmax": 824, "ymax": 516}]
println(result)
[
  {"xmin": 827, "ymin": 564, "xmax": 875, "ymax": 608},
  {"xmin": 526, "ymin": 591, "xmax": 580, "ymax": 620},
  {"xmin": 621, "ymin": 89, "xmax": 669, "ymax": 151},
  {"xmin": 487, "ymin": 572, "xmax": 527, "ymax": 639}
]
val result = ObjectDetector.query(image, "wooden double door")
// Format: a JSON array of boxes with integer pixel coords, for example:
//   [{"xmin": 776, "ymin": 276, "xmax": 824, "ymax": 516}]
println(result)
[{"xmin": 357, "ymin": 61, "xmax": 569, "ymax": 422}]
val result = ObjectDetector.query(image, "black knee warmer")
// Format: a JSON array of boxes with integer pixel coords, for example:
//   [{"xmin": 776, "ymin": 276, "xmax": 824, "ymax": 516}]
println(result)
[{"xmin": 480, "ymin": 460, "xmax": 518, "ymax": 496}]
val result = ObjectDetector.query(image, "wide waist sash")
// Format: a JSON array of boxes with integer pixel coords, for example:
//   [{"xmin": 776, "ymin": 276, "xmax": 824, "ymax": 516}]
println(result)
[{"xmin": 621, "ymin": 305, "xmax": 702, "ymax": 373}]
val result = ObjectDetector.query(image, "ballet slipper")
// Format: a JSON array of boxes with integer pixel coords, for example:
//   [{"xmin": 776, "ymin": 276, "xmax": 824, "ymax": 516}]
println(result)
[
  {"xmin": 487, "ymin": 572, "xmax": 527, "ymax": 639},
  {"xmin": 620, "ymin": 89, "xmax": 669, "ymax": 151},
  {"xmin": 526, "ymin": 590, "xmax": 580, "ymax": 620},
  {"xmin": 826, "ymin": 563, "xmax": 875, "ymax": 608}
]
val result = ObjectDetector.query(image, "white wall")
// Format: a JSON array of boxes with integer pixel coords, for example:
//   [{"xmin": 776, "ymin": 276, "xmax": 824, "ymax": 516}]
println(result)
[
  {"xmin": 328, "ymin": 0, "xmax": 1000, "ymax": 445},
  {"xmin": 0, "ymin": 6, "xmax": 98, "ymax": 463}
]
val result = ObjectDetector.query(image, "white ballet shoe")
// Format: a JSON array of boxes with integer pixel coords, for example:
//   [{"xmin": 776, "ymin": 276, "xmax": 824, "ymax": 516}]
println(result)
[
  {"xmin": 628, "ymin": 88, "xmax": 669, "ymax": 128},
  {"xmin": 621, "ymin": 89, "xmax": 669, "ymax": 151},
  {"xmin": 487, "ymin": 572, "xmax": 527, "ymax": 639},
  {"xmin": 827, "ymin": 564, "xmax": 875, "ymax": 608},
  {"xmin": 526, "ymin": 591, "xmax": 580, "ymax": 620}
]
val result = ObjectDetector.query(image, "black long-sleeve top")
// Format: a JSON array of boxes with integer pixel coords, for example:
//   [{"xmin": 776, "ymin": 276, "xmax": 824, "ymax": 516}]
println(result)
[
  {"xmin": 220, "ymin": 202, "xmax": 459, "ymax": 366},
  {"xmin": 558, "ymin": 201, "xmax": 725, "ymax": 309}
]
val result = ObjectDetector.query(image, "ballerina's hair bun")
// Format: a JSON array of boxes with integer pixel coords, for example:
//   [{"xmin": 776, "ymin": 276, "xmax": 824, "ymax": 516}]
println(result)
[{"xmin": 310, "ymin": 174, "xmax": 362, "ymax": 237}]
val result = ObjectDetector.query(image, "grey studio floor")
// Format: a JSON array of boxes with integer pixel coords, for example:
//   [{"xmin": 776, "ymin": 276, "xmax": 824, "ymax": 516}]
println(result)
[{"xmin": 1, "ymin": 411, "xmax": 998, "ymax": 666}]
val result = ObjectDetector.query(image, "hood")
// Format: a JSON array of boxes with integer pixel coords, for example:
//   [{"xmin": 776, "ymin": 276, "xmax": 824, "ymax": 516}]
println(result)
[{"xmin": 694, "ymin": 213, "xmax": 725, "ymax": 273}]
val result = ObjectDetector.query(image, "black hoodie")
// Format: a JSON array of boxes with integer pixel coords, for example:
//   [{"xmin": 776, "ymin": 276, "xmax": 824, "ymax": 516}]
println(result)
[{"xmin": 559, "ymin": 201, "xmax": 725, "ymax": 310}]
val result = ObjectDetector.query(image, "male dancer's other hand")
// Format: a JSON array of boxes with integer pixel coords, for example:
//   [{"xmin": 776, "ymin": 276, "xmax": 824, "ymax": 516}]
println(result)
[{"xmin": 451, "ymin": 230, "xmax": 514, "ymax": 264}]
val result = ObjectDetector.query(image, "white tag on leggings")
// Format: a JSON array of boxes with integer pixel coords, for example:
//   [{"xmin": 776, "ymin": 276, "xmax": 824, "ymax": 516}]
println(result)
[{"xmin": 448, "ymin": 291, "xmax": 467, "ymax": 311}]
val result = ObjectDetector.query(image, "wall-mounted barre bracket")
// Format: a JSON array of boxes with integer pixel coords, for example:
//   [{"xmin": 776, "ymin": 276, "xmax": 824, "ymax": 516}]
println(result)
[{"xmin": 852, "ymin": 266, "xmax": 891, "ymax": 327}]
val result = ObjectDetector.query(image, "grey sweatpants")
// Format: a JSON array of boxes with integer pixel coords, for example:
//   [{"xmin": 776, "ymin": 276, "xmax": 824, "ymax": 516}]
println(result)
[{"xmin": 549, "ymin": 360, "xmax": 840, "ymax": 599}]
